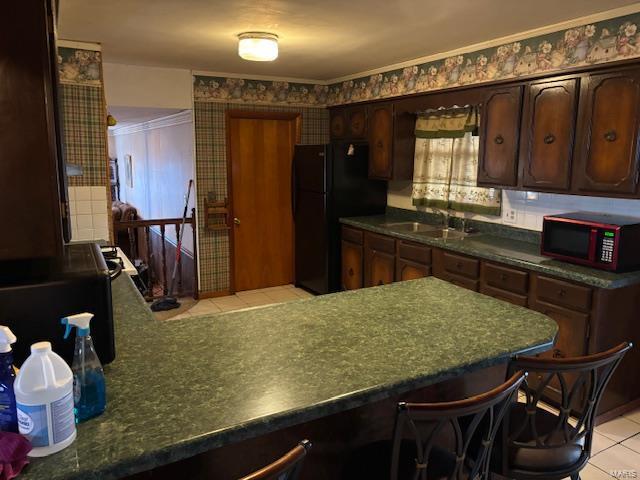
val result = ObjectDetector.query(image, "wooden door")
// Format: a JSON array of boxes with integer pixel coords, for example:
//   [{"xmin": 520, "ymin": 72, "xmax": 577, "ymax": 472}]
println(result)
[
  {"xmin": 477, "ymin": 86, "xmax": 523, "ymax": 187},
  {"xmin": 341, "ymin": 241, "xmax": 363, "ymax": 290},
  {"xmin": 368, "ymin": 103, "xmax": 394, "ymax": 179},
  {"xmin": 574, "ymin": 69, "xmax": 640, "ymax": 195},
  {"xmin": 228, "ymin": 112, "xmax": 300, "ymax": 292},
  {"xmin": 521, "ymin": 79, "xmax": 578, "ymax": 190}
]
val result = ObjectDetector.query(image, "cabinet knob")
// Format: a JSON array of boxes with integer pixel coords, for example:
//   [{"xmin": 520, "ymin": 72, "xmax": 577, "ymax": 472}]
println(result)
[
  {"xmin": 552, "ymin": 348, "xmax": 565, "ymax": 359},
  {"xmin": 500, "ymin": 273, "xmax": 508, "ymax": 281},
  {"xmin": 557, "ymin": 288, "xmax": 566, "ymax": 297},
  {"xmin": 376, "ymin": 140, "xmax": 384, "ymax": 149},
  {"xmin": 544, "ymin": 134, "xmax": 555, "ymax": 144},
  {"xmin": 494, "ymin": 135, "xmax": 504, "ymax": 145},
  {"xmin": 233, "ymin": 217, "xmax": 241, "ymax": 225},
  {"xmin": 456, "ymin": 262, "xmax": 463, "ymax": 270},
  {"xmin": 348, "ymin": 268, "xmax": 354, "ymax": 277},
  {"xmin": 604, "ymin": 130, "xmax": 617, "ymax": 142}
]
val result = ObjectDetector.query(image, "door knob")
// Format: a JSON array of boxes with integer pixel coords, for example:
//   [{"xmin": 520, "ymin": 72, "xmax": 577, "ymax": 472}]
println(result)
[{"xmin": 234, "ymin": 217, "xmax": 241, "ymax": 225}]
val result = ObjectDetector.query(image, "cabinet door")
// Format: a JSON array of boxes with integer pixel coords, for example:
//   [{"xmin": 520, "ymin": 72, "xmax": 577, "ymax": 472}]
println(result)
[
  {"xmin": 341, "ymin": 240, "xmax": 363, "ymax": 290},
  {"xmin": 521, "ymin": 79, "xmax": 578, "ymax": 190},
  {"xmin": 365, "ymin": 250, "xmax": 395, "ymax": 287},
  {"xmin": 368, "ymin": 103, "xmax": 394, "ymax": 179},
  {"xmin": 478, "ymin": 86, "xmax": 523, "ymax": 187},
  {"xmin": 574, "ymin": 70, "xmax": 640, "ymax": 195},
  {"xmin": 396, "ymin": 258, "xmax": 430, "ymax": 281},
  {"xmin": 348, "ymin": 106, "xmax": 367, "ymax": 139},
  {"xmin": 528, "ymin": 300, "xmax": 590, "ymax": 403},
  {"xmin": 330, "ymin": 108, "xmax": 347, "ymax": 140}
]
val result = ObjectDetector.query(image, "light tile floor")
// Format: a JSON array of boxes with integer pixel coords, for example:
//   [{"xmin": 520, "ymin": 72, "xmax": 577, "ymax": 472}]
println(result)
[
  {"xmin": 170, "ymin": 284, "xmax": 314, "ymax": 319},
  {"xmin": 516, "ymin": 392, "xmax": 640, "ymax": 478}
]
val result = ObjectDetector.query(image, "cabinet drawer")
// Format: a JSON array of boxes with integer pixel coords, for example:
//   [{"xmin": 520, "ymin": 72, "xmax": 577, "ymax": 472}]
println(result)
[
  {"xmin": 480, "ymin": 284, "xmax": 528, "ymax": 307},
  {"xmin": 535, "ymin": 275, "xmax": 592, "ymax": 313},
  {"xmin": 483, "ymin": 262, "xmax": 528, "ymax": 294},
  {"xmin": 397, "ymin": 240, "xmax": 432, "ymax": 265},
  {"xmin": 342, "ymin": 225, "xmax": 363, "ymax": 245},
  {"xmin": 442, "ymin": 251, "xmax": 479, "ymax": 279},
  {"xmin": 443, "ymin": 272, "xmax": 479, "ymax": 291},
  {"xmin": 365, "ymin": 231, "xmax": 395, "ymax": 254}
]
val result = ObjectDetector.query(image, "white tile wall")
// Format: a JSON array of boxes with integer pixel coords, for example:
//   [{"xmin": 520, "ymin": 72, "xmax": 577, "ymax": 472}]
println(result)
[
  {"xmin": 387, "ymin": 181, "xmax": 640, "ymax": 232},
  {"xmin": 67, "ymin": 186, "xmax": 111, "ymax": 242}
]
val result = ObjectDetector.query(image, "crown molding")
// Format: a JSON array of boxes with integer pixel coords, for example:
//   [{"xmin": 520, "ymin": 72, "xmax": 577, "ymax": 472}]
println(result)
[
  {"xmin": 58, "ymin": 39, "xmax": 102, "ymax": 51},
  {"xmin": 109, "ymin": 110, "xmax": 192, "ymax": 136}
]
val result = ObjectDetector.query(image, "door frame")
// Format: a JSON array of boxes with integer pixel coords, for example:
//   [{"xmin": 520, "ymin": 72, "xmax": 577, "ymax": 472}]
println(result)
[{"xmin": 225, "ymin": 110, "xmax": 302, "ymax": 293}]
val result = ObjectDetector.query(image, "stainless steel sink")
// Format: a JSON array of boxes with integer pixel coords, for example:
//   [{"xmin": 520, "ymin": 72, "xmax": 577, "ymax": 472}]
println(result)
[
  {"xmin": 416, "ymin": 228, "xmax": 471, "ymax": 240},
  {"xmin": 379, "ymin": 222, "xmax": 440, "ymax": 233}
]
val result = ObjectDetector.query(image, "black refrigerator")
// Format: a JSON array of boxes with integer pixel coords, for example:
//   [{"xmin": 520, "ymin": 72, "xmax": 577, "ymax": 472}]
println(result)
[{"xmin": 293, "ymin": 143, "xmax": 387, "ymax": 294}]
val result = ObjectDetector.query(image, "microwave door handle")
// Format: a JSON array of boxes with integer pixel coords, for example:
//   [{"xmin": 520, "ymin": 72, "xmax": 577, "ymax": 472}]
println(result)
[{"xmin": 589, "ymin": 228, "xmax": 598, "ymax": 262}]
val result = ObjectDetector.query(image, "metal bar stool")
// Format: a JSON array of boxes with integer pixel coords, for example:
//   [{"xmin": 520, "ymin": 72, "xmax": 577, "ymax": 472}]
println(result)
[
  {"xmin": 498, "ymin": 342, "xmax": 632, "ymax": 480},
  {"xmin": 239, "ymin": 440, "xmax": 312, "ymax": 480}
]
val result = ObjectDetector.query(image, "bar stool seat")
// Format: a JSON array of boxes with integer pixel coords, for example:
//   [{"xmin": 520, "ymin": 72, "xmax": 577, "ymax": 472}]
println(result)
[{"xmin": 507, "ymin": 404, "xmax": 585, "ymax": 472}]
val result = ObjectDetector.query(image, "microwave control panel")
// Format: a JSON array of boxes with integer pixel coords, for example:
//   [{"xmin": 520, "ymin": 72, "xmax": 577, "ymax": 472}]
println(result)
[{"xmin": 598, "ymin": 230, "xmax": 616, "ymax": 263}]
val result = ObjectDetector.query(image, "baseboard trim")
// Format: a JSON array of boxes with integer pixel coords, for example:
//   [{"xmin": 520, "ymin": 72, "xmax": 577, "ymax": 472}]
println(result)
[
  {"xmin": 595, "ymin": 397, "xmax": 640, "ymax": 426},
  {"xmin": 199, "ymin": 289, "xmax": 232, "ymax": 299}
]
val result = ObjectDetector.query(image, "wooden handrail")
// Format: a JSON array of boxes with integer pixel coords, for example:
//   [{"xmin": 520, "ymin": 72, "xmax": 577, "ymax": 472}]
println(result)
[{"xmin": 116, "ymin": 217, "xmax": 194, "ymax": 228}]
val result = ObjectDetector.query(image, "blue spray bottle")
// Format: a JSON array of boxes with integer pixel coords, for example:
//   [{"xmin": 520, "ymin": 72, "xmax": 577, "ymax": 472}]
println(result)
[
  {"xmin": 61, "ymin": 313, "xmax": 106, "ymax": 422},
  {"xmin": 0, "ymin": 326, "xmax": 18, "ymax": 432}
]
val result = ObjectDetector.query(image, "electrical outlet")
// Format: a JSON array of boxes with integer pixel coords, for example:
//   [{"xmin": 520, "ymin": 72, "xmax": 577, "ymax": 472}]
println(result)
[{"xmin": 503, "ymin": 208, "xmax": 518, "ymax": 224}]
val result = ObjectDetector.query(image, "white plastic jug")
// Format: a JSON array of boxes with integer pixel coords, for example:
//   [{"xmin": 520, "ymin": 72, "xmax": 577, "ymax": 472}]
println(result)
[{"xmin": 14, "ymin": 342, "xmax": 76, "ymax": 457}]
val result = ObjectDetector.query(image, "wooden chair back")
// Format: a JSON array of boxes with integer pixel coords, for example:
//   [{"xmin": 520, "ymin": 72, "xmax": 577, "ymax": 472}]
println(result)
[
  {"xmin": 390, "ymin": 371, "xmax": 525, "ymax": 480},
  {"xmin": 239, "ymin": 440, "xmax": 311, "ymax": 480}
]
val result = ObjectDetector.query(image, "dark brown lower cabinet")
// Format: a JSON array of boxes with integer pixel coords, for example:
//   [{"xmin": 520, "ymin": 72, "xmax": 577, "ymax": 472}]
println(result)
[
  {"xmin": 364, "ymin": 232, "xmax": 396, "ymax": 287},
  {"xmin": 341, "ymin": 227, "xmax": 640, "ymax": 420},
  {"xmin": 341, "ymin": 240, "xmax": 363, "ymax": 291}
]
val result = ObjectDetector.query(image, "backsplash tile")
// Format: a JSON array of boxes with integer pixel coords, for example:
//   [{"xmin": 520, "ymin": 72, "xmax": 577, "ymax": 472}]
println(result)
[
  {"xmin": 68, "ymin": 186, "xmax": 111, "ymax": 242},
  {"xmin": 387, "ymin": 182, "xmax": 640, "ymax": 231}
]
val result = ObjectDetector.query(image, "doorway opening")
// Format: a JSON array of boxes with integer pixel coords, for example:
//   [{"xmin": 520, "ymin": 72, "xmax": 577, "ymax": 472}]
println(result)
[{"xmin": 227, "ymin": 111, "xmax": 301, "ymax": 292}]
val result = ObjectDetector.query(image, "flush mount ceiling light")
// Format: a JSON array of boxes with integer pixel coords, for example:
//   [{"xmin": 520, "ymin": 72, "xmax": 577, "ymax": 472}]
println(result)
[{"xmin": 238, "ymin": 32, "xmax": 278, "ymax": 61}]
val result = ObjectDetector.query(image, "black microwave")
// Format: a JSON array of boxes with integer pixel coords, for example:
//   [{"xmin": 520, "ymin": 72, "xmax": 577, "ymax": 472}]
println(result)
[
  {"xmin": 0, "ymin": 243, "xmax": 115, "ymax": 366},
  {"xmin": 541, "ymin": 212, "xmax": 640, "ymax": 272}
]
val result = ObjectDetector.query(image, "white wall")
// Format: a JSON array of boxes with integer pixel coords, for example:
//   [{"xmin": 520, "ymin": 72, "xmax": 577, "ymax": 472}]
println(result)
[
  {"xmin": 111, "ymin": 111, "xmax": 195, "ymax": 251},
  {"xmin": 103, "ymin": 63, "xmax": 192, "ymax": 109},
  {"xmin": 388, "ymin": 181, "xmax": 640, "ymax": 231}
]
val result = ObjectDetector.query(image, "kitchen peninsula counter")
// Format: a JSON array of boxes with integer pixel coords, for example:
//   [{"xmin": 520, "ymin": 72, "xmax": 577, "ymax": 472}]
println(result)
[{"xmin": 23, "ymin": 274, "xmax": 557, "ymax": 480}]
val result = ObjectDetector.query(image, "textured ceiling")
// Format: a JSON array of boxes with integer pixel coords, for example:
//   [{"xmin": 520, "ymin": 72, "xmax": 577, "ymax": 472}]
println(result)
[{"xmin": 59, "ymin": 0, "xmax": 640, "ymax": 81}]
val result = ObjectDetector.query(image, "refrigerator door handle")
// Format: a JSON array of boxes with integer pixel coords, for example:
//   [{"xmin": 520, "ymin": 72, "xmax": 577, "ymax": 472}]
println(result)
[{"xmin": 291, "ymin": 158, "xmax": 297, "ymax": 218}]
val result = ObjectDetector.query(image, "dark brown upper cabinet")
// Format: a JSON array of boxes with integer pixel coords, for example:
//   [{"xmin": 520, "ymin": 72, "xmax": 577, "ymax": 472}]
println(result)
[
  {"xmin": 1, "ymin": 0, "xmax": 66, "ymax": 261},
  {"xmin": 573, "ymin": 68, "xmax": 640, "ymax": 196},
  {"xmin": 330, "ymin": 108, "xmax": 347, "ymax": 140},
  {"xmin": 367, "ymin": 103, "xmax": 395, "ymax": 180},
  {"xmin": 477, "ymin": 86, "xmax": 523, "ymax": 187},
  {"xmin": 520, "ymin": 79, "xmax": 578, "ymax": 191},
  {"xmin": 347, "ymin": 106, "xmax": 367, "ymax": 139}
]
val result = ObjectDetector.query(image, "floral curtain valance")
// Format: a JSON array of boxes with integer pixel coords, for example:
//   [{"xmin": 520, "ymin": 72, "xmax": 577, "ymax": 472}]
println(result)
[
  {"xmin": 414, "ymin": 106, "xmax": 479, "ymax": 139},
  {"xmin": 412, "ymin": 109, "xmax": 501, "ymax": 216}
]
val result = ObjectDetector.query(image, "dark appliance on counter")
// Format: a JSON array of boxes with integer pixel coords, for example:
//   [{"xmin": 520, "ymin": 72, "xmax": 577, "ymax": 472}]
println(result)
[
  {"xmin": 542, "ymin": 212, "xmax": 640, "ymax": 272},
  {"xmin": 0, "ymin": 243, "xmax": 116, "ymax": 366},
  {"xmin": 293, "ymin": 143, "xmax": 387, "ymax": 294}
]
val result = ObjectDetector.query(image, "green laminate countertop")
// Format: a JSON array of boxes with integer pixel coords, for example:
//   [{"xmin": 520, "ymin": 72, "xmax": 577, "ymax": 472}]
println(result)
[
  {"xmin": 340, "ymin": 214, "xmax": 640, "ymax": 289},
  {"xmin": 22, "ymin": 274, "xmax": 557, "ymax": 480}
]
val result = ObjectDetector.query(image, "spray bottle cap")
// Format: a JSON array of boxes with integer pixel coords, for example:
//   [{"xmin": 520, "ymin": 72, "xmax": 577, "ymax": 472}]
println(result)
[
  {"xmin": 0, "ymin": 327, "xmax": 16, "ymax": 353},
  {"xmin": 61, "ymin": 313, "xmax": 94, "ymax": 339}
]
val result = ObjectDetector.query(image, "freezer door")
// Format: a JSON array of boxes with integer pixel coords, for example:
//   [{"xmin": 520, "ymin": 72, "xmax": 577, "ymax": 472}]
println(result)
[
  {"xmin": 294, "ymin": 190, "xmax": 328, "ymax": 294},
  {"xmin": 293, "ymin": 144, "xmax": 327, "ymax": 193}
]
